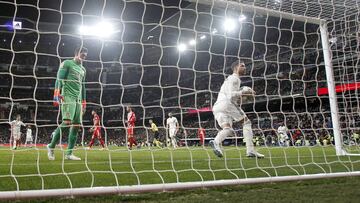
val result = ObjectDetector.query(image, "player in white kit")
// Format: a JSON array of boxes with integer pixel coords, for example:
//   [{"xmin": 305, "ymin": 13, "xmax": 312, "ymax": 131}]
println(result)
[
  {"xmin": 25, "ymin": 125, "xmax": 33, "ymax": 147},
  {"xmin": 277, "ymin": 124, "xmax": 289, "ymax": 147},
  {"xmin": 209, "ymin": 60, "xmax": 264, "ymax": 158},
  {"xmin": 166, "ymin": 113, "xmax": 179, "ymax": 148},
  {"xmin": 10, "ymin": 114, "xmax": 26, "ymax": 150}
]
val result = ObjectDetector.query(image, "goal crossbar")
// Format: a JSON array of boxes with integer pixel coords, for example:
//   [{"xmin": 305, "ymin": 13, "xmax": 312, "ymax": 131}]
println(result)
[{"xmin": 190, "ymin": 0, "xmax": 324, "ymax": 24}]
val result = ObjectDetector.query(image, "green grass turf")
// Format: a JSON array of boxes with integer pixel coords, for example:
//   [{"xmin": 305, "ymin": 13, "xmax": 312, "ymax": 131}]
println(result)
[{"xmin": 1, "ymin": 145, "xmax": 360, "ymax": 200}]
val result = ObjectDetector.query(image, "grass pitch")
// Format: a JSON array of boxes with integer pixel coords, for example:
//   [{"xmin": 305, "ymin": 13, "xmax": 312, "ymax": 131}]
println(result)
[
  {"xmin": 29, "ymin": 176, "xmax": 360, "ymax": 203},
  {"xmin": 1, "ymin": 145, "xmax": 360, "ymax": 202}
]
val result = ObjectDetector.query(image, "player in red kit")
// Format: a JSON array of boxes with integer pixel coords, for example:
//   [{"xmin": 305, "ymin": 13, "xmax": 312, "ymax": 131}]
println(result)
[
  {"xmin": 127, "ymin": 106, "xmax": 137, "ymax": 149},
  {"xmin": 88, "ymin": 110, "xmax": 106, "ymax": 150},
  {"xmin": 198, "ymin": 127, "xmax": 206, "ymax": 146}
]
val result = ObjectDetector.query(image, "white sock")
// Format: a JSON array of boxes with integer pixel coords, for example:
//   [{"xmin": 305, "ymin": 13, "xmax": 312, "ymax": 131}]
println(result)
[
  {"xmin": 214, "ymin": 128, "xmax": 233, "ymax": 145},
  {"xmin": 13, "ymin": 140, "xmax": 17, "ymax": 148},
  {"xmin": 243, "ymin": 120, "xmax": 254, "ymax": 153},
  {"xmin": 171, "ymin": 137, "xmax": 176, "ymax": 148}
]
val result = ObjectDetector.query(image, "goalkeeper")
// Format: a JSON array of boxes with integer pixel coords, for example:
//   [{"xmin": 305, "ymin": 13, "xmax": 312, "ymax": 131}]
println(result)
[{"xmin": 47, "ymin": 47, "xmax": 88, "ymax": 161}]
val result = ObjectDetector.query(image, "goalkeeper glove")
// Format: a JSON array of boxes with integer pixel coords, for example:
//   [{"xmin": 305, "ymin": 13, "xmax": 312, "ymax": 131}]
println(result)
[{"xmin": 53, "ymin": 89, "xmax": 63, "ymax": 107}]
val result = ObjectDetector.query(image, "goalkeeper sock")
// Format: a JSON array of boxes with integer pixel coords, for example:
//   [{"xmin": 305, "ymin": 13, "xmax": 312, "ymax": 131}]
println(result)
[
  {"xmin": 243, "ymin": 120, "xmax": 255, "ymax": 153},
  {"xmin": 66, "ymin": 127, "xmax": 79, "ymax": 155},
  {"xmin": 49, "ymin": 123, "xmax": 70, "ymax": 148},
  {"xmin": 214, "ymin": 128, "xmax": 233, "ymax": 145}
]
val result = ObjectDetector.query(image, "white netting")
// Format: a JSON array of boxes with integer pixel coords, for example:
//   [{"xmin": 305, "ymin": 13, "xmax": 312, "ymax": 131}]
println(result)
[
  {"xmin": 0, "ymin": 0, "xmax": 359, "ymax": 199},
  {"xmin": 327, "ymin": 11, "xmax": 360, "ymax": 151}
]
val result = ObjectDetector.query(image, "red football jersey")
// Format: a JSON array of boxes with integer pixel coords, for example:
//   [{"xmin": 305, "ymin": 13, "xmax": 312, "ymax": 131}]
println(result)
[
  {"xmin": 93, "ymin": 114, "xmax": 100, "ymax": 126},
  {"xmin": 127, "ymin": 111, "xmax": 136, "ymax": 126},
  {"xmin": 198, "ymin": 128, "xmax": 205, "ymax": 138}
]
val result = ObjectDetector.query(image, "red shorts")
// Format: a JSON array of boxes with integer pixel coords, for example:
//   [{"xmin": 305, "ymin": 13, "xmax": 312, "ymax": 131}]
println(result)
[
  {"xmin": 199, "ymin": 135, "xmax": 205, "ymax": 141},
  {"xmin": 92, "ymin": 127, "xmax": 101, "ymax": 139},
  {"xmin": 127, "ymin": 125, "xmax": 134, "ymax": 136}
]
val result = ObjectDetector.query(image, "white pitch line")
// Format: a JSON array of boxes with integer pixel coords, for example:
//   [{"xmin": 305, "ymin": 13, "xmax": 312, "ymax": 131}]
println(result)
[{"xmin": 0, "ymin": 155, "xmax": 352, "ymax": 167}]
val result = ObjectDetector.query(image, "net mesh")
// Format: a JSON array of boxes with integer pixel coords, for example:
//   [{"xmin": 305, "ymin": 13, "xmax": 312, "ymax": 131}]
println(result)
[
  {"xmin": 0, "ymin": 0, "xmax": 359, "ymax": 194},
  {"xmin": 327, "ymin": 11, "xmax": 360, "ymax": 151}
]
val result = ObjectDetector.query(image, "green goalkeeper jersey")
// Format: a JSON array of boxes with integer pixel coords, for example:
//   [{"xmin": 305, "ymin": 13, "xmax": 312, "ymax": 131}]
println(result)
[{"xmin": 55, "ymin": 59, "xmax": 86, "ymax": 100}]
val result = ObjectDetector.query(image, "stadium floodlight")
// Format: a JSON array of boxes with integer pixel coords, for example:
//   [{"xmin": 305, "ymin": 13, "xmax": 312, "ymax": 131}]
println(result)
[
  {"xmin": 223, "ymin": 18, "xmax": 236, "ymax": 32},
  {"xmin": 200, "ymin": 35, "xmax": 206, "ymax": 40},
  {"xmin": 96, "ymin": 21, "xmax": 115, "ymax": 37},
  {"xmin": 177, "ymin": 43, "xmax": 187, "ymax": 52},
  {"xmin": 79, "ymin": 21, "xmax": 115, "ymax": 38},
  {"xmin": 238, "ymin": 14, "xmax": 246, "ymax": 22},
  {"xmin": 189, "ymin": 39, "xmax": 196, "ymax": 45},
  {"xmin": 79, "ymin": 25, "xmax": 90, "ymax": 35}
]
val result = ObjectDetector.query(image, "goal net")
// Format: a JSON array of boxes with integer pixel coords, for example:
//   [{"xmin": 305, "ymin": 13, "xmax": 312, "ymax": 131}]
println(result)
[
  {"xmin": 0, "ymin": 0, "xmax": 359, "ymax": 200},
  {"xmin": 326, "ymin": 12, "xmax": 360, "ymax": 155}
]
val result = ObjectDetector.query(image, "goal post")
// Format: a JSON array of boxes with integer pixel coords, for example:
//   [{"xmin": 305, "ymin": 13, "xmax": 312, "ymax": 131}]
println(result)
[
  {"xmin": 324, "ymin": 11, "xmax": 360, "ymax": 156},
  {"xmin": 319, "ymin": 22, "xmax": 344, "ymax": 156}
]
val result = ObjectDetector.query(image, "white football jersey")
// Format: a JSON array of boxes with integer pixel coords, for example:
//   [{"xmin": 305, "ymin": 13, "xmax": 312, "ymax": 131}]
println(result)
[
  {"xmin": 11, "ymin": 120, "xmax": 25, "ymax": 135},
  {"xmin": 277, "ymin": 126, "xmax": 288, "ymax": 135},
  {"xmin": 215, "ymin": 73, "xmax": 243, "ymax": 105},
  {"xmin": 26, "ymin": 129, "xmax": 32, "ymax": 137},
  {"xmin": 167, "ymin": 117, "xmax": 178, "ymax": 129}
]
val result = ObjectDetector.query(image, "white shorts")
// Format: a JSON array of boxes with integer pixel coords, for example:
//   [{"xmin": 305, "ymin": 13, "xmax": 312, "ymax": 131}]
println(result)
[
  {"xmin": 279, "ymin": 133, "xmax": 287, "ymax": 140},
  {"xmin": 212, "ymin": 101, "xmax": 246, "ymax": 128},
  {"xmin": 169, "ymin": 128, "xmax": 177, "ymax": 138},
  {"xmin": 13, "ymin": 133, "xmax": 21, "ymax": 140},
  {"xmin": 26, "ymin": 136, "xmax": 33, "ymax": 142}
]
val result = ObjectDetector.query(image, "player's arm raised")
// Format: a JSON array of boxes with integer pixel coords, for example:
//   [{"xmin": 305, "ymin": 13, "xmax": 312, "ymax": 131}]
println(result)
[{"xmin": 53, "ymin": 62, "xmax": 69, "ymax": 107}]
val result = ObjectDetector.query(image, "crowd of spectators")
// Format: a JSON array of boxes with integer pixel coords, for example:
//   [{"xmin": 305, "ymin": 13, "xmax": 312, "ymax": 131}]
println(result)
[{"xmin": 2, "ymin": 97, "xmax": 360, "ymax": 148}]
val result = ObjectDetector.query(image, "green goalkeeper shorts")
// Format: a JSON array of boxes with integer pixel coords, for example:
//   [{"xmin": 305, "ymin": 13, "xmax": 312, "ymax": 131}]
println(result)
[{"xmin": 61, "ymin": 96, "xmax": 82, "ymax": 124}]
